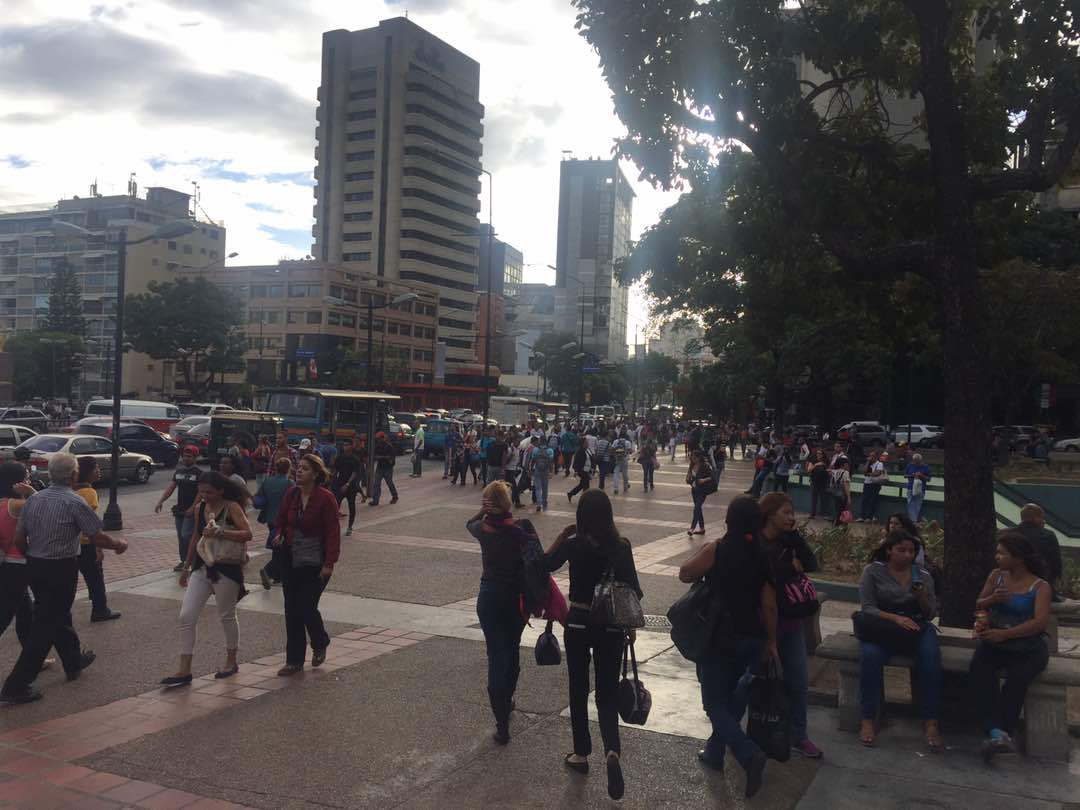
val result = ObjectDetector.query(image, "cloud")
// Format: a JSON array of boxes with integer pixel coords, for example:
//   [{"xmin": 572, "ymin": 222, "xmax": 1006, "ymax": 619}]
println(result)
[
  {"xmin": 0, "ymin": 21, "xmax": 314, "ymax": 150},
  {"xmin": 3, "ymin": 155, "xmax": 32, "ymax": 169},
  {"xmin": 482, "ymin": 99, "xmax": 563, "ymax": 170},
  {"xmin": 145, "ymin": 156, "xmax": 312, "ymax": 187},
  {"xmin": 383, "ymin": 0, "xmax": 456, "ymax": 13},
  {"xmin": 156, "ymin": 0, "xmax": 319, "ymax": 30},
  {"xmin": 259, "ymin": 225, "xmax": 311, "ymax": 252},
  {"xmin": 246, "ymin": 202, "xmax": 283, "ymax": 213}
]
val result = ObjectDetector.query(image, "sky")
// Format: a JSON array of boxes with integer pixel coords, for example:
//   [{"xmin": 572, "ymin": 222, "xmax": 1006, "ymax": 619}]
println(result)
[{"xmin": 0, "ymin": 0, "xmax": 682, "ymax": 345}]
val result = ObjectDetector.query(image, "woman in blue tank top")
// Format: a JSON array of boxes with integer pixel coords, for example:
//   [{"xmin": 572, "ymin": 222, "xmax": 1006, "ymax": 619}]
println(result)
[{"xmin": 969, "ymin": 532, "xmax": 1051, "ymax": 762}]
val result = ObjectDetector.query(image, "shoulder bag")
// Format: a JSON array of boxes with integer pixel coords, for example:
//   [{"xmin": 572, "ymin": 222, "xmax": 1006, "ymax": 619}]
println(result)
[
  {"xmin": 195, "ymin": 505, "xmax": 247, "ymax": 567},
  {"xmin": 288, "ymin": 489, "xmax": 325, "ymax": 568},
  {"xmin": 534, "ymin": 619, "xmax": 562, "ymax": 666},
  {"xmin": 590, "ymin": 564, "xmax": 645, "ymax": 629},
  {"xmin": 617, "ymin": 639, "xmax": 652, "ymax": 725}
]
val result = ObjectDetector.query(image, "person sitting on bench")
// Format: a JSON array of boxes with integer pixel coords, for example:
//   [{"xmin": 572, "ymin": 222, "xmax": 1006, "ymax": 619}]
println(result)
[{"xmin": 969, "ymin": 532, "xmax": 1051, "ymax": 762}]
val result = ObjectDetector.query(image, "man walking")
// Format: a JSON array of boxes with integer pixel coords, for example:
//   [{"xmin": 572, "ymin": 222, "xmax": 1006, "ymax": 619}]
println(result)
[
  {"xmin": 369, "ymin": 431, "xmax": 399, "ymax": 506},
  {"xmin": 0, "ymin": 453, "xmax": 128, "ymax": 705},
  {"xmin": 155, "ymin": 444, "xmax": 202, "ymax": 572},
  {"xmin": 904, "ymin": 453, "xmax": 932, "ymax": 523},
  {"xmin": 411, "ymin": 423, "xmax": 425, "ymax": 478},
  {"xmin": 1015, "ymin": 503, "xmax": 1063, "ymax": 599}
]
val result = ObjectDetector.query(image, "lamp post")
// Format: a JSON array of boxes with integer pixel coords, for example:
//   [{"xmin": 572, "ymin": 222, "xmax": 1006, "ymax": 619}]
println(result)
[
  {"xmin": 54, "ymin": 218, "xmax": 198, "ymax": 530},
  {"xmin": 325, "ymin": 291, "xmax": 419, "ymax": 389}
]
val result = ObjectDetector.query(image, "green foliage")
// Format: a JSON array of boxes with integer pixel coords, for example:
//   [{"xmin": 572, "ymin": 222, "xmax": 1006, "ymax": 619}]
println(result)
[
  {"xmin": 5, "ymin": 331, "xmax": 84, "ymax": 401},
  {"xmin": 801, "ymin": 520, "xmax": 944, "ymax": 581},
  {"xmin": 125, "ymin": 277, "xmax": 245, "ymax": 399},
  {"xmin": 530, "ymin": 331, "xmax": 582, "ymax": 399},
  {"xmin": 41, "ymin": 257, "xmax": 86, "ymax": 338},
  {"xmin": 1061, "ymin": 556, "xmax": 1080, "ymax": 600}
]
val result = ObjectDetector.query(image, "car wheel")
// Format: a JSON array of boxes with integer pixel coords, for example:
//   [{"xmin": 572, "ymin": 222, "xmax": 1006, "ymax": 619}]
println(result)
[
  {"xmin": 1068, "ymin": 445, "xmax": 1079, "ymax": 453},
  {"xmin": 131, "ymin": 462, "xmax": 152, "ymax": 485}
]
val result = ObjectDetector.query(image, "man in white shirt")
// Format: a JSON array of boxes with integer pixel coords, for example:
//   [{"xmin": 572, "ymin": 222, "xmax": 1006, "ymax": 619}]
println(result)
[{"xmin": 858, "ymin": 450, "xmax": 889, "ymax": 522}]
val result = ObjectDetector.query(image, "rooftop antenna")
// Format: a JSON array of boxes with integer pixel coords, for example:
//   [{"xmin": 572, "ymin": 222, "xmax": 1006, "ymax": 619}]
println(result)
[
  {"xmin": 191, "ymin": 181, "xmax": 199, "ymax": 218},
  {"xmin": 90, "ymin": 179, "xmax": 98, "ymax": 197},
  {"xmin": 127, "ymin": 172, "xmax": 137, "ymax": 198},
  {"xmin": 561, "ymin": 150, "xmax": 573, "ymax": 161}
]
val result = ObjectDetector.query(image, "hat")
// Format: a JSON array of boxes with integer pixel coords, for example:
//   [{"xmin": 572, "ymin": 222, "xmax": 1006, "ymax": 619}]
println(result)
[
  {"xmin": 299, "ymin": 438, "xmax": 312, "ymax": 449},
  {"xmin": 880, "ymin": 452, "xmax": 890, "ymax": 460}
]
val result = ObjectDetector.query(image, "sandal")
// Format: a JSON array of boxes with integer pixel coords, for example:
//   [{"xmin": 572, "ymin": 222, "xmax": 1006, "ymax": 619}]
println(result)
[
  {"xmin": 564, "ymin": 753, "xmax": 589, "ymax": 774},
  {"xmin": 926, "ymin": 733, "xmax": 944, "ymax": 754},
  {"xmin": 214, "ymin": 666, "xmax": 239, "ymax": 679},
  {"xmin": 858, "ymin": 733, "xmax": 875, "ymax": 748}
]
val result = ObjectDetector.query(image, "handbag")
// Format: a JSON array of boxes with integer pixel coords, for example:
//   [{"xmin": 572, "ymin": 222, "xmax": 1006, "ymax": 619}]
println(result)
[
  {"xmin": 667, "ymin": 578, "xmax": 734, "ymax": 661},
  {"xmin": 839, "ymin": 508, "xmax": 853, "ymax": 524},
  {"xmin": 777, "ymin": 570, "xmax": 820, "ymax": 619},
  {"xmin": 851, "ymin": 610, "xmax": 926, "ymax": 654},
  {"xmin": 291, "ymin": 532, "xmax": 324, "ymax": 568},
  {"xmin": 194, "ymin": 507, "xmax": 246, "ymax": 567},
  {"xmin": 590, "ymin": 566, "xmax": 645, "ymax": 629},
  {"xmin": 534, "ymin": 619, "xmax": 562, "ymax": 666},
  {"xmin": 617, "ymin": 639, "xmax": 651, "ymax": 725},
  {"xmin": 747, "ymin": 659, "xmax": 791, "ymax": 762}
]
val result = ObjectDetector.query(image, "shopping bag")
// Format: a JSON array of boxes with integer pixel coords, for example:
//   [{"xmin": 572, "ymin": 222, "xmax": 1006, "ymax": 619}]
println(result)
[
  {"xmin": 534, "ymin": 619, "xmax": 561, "ymax": 666},
  {"xmin": 747, "ymin": 659, "xmax": 791, "ymax": 762}
]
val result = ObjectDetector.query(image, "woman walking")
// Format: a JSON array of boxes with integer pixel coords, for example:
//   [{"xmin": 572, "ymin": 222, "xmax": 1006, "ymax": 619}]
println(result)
[
  {"xmin": 273, "ymin": 455, "xmax": 340, "ymax": 676},
  {"xmin": 686, "ymin": 450, "xmax": 714, "ymax": 536},
  {"xmin": 545, "ymin": 489, "xmax": 642, "ymax": 800},
  {"xmin": 829, "ymin": 456, "xmax": 852, "ymax": 525},
  {"xmin": 567, "ymin": 443, "xmax": 592, "ymax": 503},
  {"xmin": 0, "ymin": 462, "xmax": 35, "ymax": 648},
  {"xmin": 759, "ymin": 493, "xmax": 823, "ymax": 758},
  {"xmin": 161, "ymin": 472, "xmax": 252, "ymax": 686},
  {"xmin": 466, "ymin": 481, "xmax": 530, "ymax": 744},
  {"xmin": 255, "ymin": 457, "xmax": 294, "ymax": 591},
  {"xmin": 638, "ymin": 433, "xmax": 657, "ymax": 493},
  {"xmin": 75, "ymin": 458, "xmax": 120, "ymax": 622},
  {"xmin": 253, "ymin": 435, "xmax": 272, "ymax": 485},
  {"xmin": 970, "ymin": 532, "xmax": 1051, "ymax": 761}
]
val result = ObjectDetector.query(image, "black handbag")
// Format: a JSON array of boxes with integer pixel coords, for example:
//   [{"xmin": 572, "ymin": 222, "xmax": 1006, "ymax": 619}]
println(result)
[
  {"xmin": 851, "ymin": 610, "xmax": 926, "ymax": 654},
  {"xmin": 534, "ymin": 620, "xmax": 562, "ymax": 666},
  {"xmin": 590, "ymin": 567, "xmax": 645, "ymax": 629},
  {"xmin": 617, "ymin": 639, "xmax": 651, "ymax": 725},
  {"xmin": 747, "ymin": 659, "xmax": 792, "ymax": 762},
  {"xmin": 667, "ymin": 578, "xmax": 735, "ymax": 662}
]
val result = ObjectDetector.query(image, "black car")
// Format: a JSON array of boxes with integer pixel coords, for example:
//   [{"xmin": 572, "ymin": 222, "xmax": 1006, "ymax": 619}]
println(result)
[
  {"xmin": 0, "ymin": 407, "xmax": 49, "ymax": 433},
  {"xmin": 68, "ymin": 418, "xmax": 180, "ymax": 467}
]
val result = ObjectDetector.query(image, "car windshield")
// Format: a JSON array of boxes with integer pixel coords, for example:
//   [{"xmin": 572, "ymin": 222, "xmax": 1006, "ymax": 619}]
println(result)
[
  {"xmin": 177, "ymin": 416, "xmax": 210, "ymax": 427},
  {"xmin": 19, "ymin": 435, "xmax": 67, "ymax": 452}
]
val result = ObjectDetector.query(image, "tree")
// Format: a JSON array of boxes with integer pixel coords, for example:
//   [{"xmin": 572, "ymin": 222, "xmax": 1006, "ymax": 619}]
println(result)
[
  {"xmin": 530, "ymin": 332, "xmax": 581, "ymax": 400},
  {"xmin": 125, "ymin": 277, "xmax": 246, "ymax": 400},
  {"xmin": 573, "ymin": 0, "xmax": 1080, "ymax": 623},
  {"xmin": 5, "ymin": 331, "xmax": 84, "ymax": 402},
  {"xmin": 38, "ymin": 258, "xmax": 87, "ymax": 400}
]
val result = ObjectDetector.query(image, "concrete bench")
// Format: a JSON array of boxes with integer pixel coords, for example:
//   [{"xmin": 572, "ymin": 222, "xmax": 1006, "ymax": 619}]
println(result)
[{"xmin": 816, "ymin": 631, "xmax": 1080, "ymax": 761}]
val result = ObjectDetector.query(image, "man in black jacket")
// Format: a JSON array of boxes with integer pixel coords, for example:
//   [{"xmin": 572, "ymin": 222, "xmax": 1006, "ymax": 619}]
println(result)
[
  {"xmin": 369, "ymin": 431, "xmax": 398, "ymax": 507},
  {"xmin": 1014, "ymin": 503, "xmax": 1063, "ymax": 600}
]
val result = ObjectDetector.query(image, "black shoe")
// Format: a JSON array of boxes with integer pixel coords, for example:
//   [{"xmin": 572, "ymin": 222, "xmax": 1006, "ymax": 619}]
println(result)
[
  {"xmin": 277, "ymin": 663, "xmax": 304, "ymax": 677},
  {"xmin": 214, "ymin": 666, "xmax": 239, "ymax": 679},
  {"xmin": 744, "ymin": 751, "xmax": 767, "ymax": 798},
  {"xmin": 90, "ymin": 609, "xmax": 122, "ymax": 623},
  {"xmin": 0, "ymin": 687, "xmax": 43, "ymax": 705},
  {"xmin": 390, "ymin": 497, "xmax": 398, "ymax": 504},
  {"xmin": 173, "ymin": 562, "xmax": 186, "ymax": 572},
  {"xmin": 697, "ymin": 749, "xmax": 724, "ymax": 771},
  {"xmin": 259, "ymin": 566, "xmax": 272, "ymax": 590},
  {"xmin": 606, "ymin": 753, "xmax": 624, "ymax": 800},
  {"xmin": 312, "ymin": 647, "xmax": 327, "ymax": 668},
  {"xmin": 493, "ymin": 727, "xmax": 510, "ymax": 745},
  {"xmin": 159, "ymin": 674, "xmax": 193, "ymax": 687},
  {"xmin": 66, "ymin": 650, "xmax": 96, "ymax": 681},
  {"xmin": 564, "ymin": 753, "xmax": 589, "ymax": 774}
]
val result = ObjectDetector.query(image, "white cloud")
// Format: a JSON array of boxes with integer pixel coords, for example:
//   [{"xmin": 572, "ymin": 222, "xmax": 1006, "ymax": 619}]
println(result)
[{"xmin": 0, "ymin": 0, "xmax": 679, "ymax": 340}]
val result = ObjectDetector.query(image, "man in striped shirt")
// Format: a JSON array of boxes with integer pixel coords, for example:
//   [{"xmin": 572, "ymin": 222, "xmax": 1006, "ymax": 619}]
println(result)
[{"xmin": 0, "ymin": 453, "xmax": 128, "ymax": 705}]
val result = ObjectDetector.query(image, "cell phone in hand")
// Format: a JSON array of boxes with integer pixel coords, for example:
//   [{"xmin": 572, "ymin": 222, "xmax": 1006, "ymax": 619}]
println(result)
[{"xmin": 912, "ymin": 580, "xmax": 924, "ymax": 591}]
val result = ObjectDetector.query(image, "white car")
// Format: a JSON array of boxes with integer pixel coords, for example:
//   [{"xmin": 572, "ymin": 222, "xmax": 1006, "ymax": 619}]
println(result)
[
  {"xmin": 892, "ymin": 424, "xmax": 943, "ymax": 448},
  {"xmin": 1053, "ymin": 436, "xmax": 1080, "ymax": 452}
]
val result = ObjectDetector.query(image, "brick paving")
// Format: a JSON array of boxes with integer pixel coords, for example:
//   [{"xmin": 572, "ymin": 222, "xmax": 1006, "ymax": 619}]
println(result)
[{"xmin": 0, "ymin": 626, "xmax": 432, "ymax": 809}]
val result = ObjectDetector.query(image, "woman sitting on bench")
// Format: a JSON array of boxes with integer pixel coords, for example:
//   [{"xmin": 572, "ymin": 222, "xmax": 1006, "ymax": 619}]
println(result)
[
  {"xmin": 856, "ymin": 531, "xmax": 943, "ymax": 751},
  {"xmin": 969, "ymin": 532, "xmax": 1051, "ymax": 762}
]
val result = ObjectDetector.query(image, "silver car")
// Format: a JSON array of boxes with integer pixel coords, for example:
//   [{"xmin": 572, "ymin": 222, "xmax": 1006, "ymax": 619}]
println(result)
[{"xmin": 2, "ymin": 433, "xmax": 156, "ymax": 484}]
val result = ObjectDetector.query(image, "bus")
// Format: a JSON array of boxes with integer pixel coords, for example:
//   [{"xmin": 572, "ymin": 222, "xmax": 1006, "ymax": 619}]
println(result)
[
  {"xmin": 256, "ymin": 388, "xmax": 400, "ymax": 444},
  {"xmin": 83, "ymin": 399, "xmax": 181, "ymax": 433}
]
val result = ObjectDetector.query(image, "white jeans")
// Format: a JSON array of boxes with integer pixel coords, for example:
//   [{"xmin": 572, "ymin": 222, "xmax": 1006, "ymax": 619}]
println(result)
[{"xmin": 179, "ymin": 567, "xmax": 240, "ymax": 655}]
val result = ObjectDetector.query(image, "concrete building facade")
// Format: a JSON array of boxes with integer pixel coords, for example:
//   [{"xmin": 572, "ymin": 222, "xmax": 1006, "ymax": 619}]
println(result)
[
  {"xmin": 0, "ymin": 185, "xmax": 225, "ymax": 402},
  {"xmin": 648, "ymin": 316, "xmax": 715, "ymax": 371},
  {"xmin": 477, "ymin": 223, "xmax": 523, "ymax": 299},
  {"xmin": 313, "ymin": 17, "xmax": 485, "ymax": 371},
  {"xmin": 554, "ymin": 158, "xmax": 634, "ymax": 362}
]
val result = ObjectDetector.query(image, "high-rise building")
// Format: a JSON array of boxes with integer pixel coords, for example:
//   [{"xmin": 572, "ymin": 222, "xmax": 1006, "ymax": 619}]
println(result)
[
  {"xmin": 554, "ymin": 157, "xmax": 634, "ymax": 361},
  {"xmin": 0, "ymin": 185, "xmax": 225, "ymax": 401},
  {"xmin": 314, "ymin": 17, "xmax": 485, "ymax": 373},
  {"xmin": 477, "ymin": 224, "xmax": 523, "ymax": 298}
]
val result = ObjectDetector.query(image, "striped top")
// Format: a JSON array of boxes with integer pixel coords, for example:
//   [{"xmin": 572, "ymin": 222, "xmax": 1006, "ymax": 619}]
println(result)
[{"xmin": 16, "ymin": 484, "xmax": 103, "ymax": 560}]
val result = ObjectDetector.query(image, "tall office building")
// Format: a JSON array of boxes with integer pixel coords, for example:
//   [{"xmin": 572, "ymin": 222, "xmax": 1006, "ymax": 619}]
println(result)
[
  {"xmin": 554, "ymin": 158, "xmax": 634, "ymax": 361},
  {"xmin": 477, "ymin": 223, "xmax": 523, "ymax": 298},
  {"xmin": 314, "ymin": 18, "xmax": 485, "ymax": 370}
]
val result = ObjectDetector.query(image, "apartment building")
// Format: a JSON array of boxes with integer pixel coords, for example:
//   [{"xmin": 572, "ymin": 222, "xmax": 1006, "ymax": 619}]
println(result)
[
  {"xmin": 313, "ymin": 17, "xmax": 486, "ymax": 373},
  {"xmin": 554, "ymin": 158, "xmax": 633, "ymax": 361},
  {"xmin": 178, "ymin": 261, "xmax": 442, "ymax": 396},
  {"xmin": 0, "ymin": 185, "xmax": 225, "ymax": 401}
]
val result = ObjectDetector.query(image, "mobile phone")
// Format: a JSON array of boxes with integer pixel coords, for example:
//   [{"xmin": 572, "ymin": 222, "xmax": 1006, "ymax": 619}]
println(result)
[{"xmin": 912, "ymin": 580, "xmax": 924, "ymax": 591}]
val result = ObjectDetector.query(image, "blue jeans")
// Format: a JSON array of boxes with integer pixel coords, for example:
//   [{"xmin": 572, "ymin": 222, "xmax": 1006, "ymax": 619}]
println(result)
[
  {"xmin": 859, "ymin": 625, "xmax": 941, "ymax": 720},
  {"xmin": 696, "ymin": 637, "xmax": 762, "ymax": 768},
  {"xmin": 533, "ymin": 471, "xmax": 549, "ymax": 510},
  {"xmin": 174, "ymin": 512, "xmax": 195, "ymax": 563},
  {"xmin": 861, "ymin": 484, "xmax": 882, "ymax": 520},
  {"xmin": 476, "ymin": 582, "xmax": 526, "ymax": 698},
  {"xmin": 641, "ymin": 462, "xmax": 654, "ymax": 490},
  {"xmin": 371, "ymin": 467, "xmax": 397, "ymax": 504},
  {"xmin": 613, "ymin": 460, "xmax": 630, "ymax": 491},
  {"xmin": 690, "ymin": 487, "xmax": 707, "ymax": 530},
  {"xmin": 907, "ymin": 492, "xmax": 925, "ymax": 522},
  {"xmin": 778, "ymin": 625, "xmax": 810, "ymax": 744}
]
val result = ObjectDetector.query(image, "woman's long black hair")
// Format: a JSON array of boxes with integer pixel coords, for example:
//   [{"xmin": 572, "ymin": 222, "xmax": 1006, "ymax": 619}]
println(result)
[
  {"xmin": 576, "ymin": 488, "xmax": 623, "ymax": 551},
  {"xmin": 723, "ymin": 495, "xmax": 762, "ymax": 543},
  {"xmin": 0, "ymin": 461, "xmax": 26, "ymax": 499},
  {"xmin": 997, "ymin": 531, "xmax": 1048, "ymax": 580},
  {"xmin": 200, "ymin": 470, "xmax": 251, "ymax": 505},
  {"xmin": 871, "ymin": 530, "xmax": 922, "ymax": 564}
]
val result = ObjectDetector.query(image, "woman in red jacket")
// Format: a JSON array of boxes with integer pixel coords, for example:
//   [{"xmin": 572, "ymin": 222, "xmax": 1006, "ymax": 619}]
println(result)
[{"xmin": 273, "ymin": 454, "xmax": 340, "ymax": 676}]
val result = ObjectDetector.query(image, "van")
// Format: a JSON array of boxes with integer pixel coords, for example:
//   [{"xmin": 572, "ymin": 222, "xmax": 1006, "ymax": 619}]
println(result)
[
  {"xmin": 84, "ymin": 400, "xmax": 181, "ymax": 433},
  {"xmin": 179, "ymin": 402, "xmax": 236, "ymax": 417}
]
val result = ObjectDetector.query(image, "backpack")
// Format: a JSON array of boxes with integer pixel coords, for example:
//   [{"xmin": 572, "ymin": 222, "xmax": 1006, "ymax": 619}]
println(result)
[
  {"xmin": 516, "ymin": 519, "xmax": 550, "ymax": 614},
  {"xmin": 532, "ymin": 448, "xmax": 551, "ymax": 477},
  {"xmin": 485, "ymin": 441, "xmax": 504, "ymax": 466}
]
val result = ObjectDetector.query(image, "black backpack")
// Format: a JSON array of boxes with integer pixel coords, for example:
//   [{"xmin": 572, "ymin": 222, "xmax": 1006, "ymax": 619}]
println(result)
[{"xmin": 517, "ymin": 519, "xmax": 550, "ymax": 614}]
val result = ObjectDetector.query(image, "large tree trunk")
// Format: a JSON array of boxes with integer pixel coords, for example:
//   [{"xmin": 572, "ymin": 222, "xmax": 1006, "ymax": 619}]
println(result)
[{"xmin": 916, "ymin": 4, "xmax": 997, "ymax": 626}]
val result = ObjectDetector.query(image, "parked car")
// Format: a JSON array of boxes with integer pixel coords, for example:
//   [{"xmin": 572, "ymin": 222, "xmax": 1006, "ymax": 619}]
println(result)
[
  {"xmin": 0, "ymin": 424, "xmax": 38, "ymax": 449},
  {"xmin": 422, "ymin": 418, "xmax": 461, "ymax": 458},
  {"xmin": 1052, "ymin": 436, "xmax": 1080, "ymax": 452},
  {"xmin": 892, "ymin": 424, "xmax": 944, "ymax": 448},
  {"xmin": 0, "ymin": 407, "xmax": 49, "ymax": 433},
  {"xmin": 836, "ymin": 421, "xmax": 889, "ymax": 448},
  {"xmin": 993, "ymin": 425, "xmax": 1039, "ymax": 451},
  {"xmin": 2, "ymin": 433, "xmax": 155, "ymax": 484},
  {"xmin": 791, "ymin": 424, "xmax": 821, "ymax": 442},
  {"xmin": 184, "ymin": 420, "xmax": 211, "ymax": 460},
  {"xmin": 67, "ymin": 418, "xmax": 180, "ymax": 467},
  {"xmin": 449, "ymin": 408, "xmax": 473, "ymax": 421},
  {"xmin": 387, "ymin": 421, "xmax": 415, "ymax": 455},
  {"xmin": 178, "ymin": 402, "xmax": 236, "ymax": 417},
  {"xmin": 393, "ymin": 411, "xmax": 427, "ymax": 430},
  {"xmin": 84, "ymin": 399, "xmax": 181, "ymax": 433},
  {"xmin": 170, "ymin": 415, "xmax": 212, "ymax": 442}
]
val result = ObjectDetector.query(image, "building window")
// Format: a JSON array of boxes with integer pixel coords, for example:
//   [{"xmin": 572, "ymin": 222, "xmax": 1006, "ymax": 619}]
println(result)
[
  {"xmin": 288, "ymin": 283, "xmax": 322, "ymax": 297},
  {"xmin": 349, "ymin": 67, "xmax": 377, "ymax": 80},
  {"xmin": 347, "ymin": 151, "xmax": 375, "ymax": 162},
  {"xmin": 345, "ymin": 171, "xmax": 374, "ymax": 181},
  {"xmin": 151, "ymin": 258, "xmax": 159, "ymax": 266},
  {"xmin": 182, "ymin": 244, "xmax": 193, "ymax": 255},
  {"xmin": 347, "ymin": 130, "xmax": 376, "ymax": 141},
  {"xmin": 400, "ymin": 249, "xmax": 476, "ymax": 274},
  {"xmin": 401, "ymin": 187, "xmax": 476, "ymax": 216},
  {"xmin": 344, "ymin": 212, "xmax": 373, "ymax": 222},
  {"xmin": 210, "ymin": 250, "xmax": 218, "ymax": 259},
  {"xmin": 210, "ymin": 230, "xmax": 219, "ymax": 240},
  {"xmin": 342, "ymin": 232, "xmax": 372, "ymax": 242},
  {"xmin": 403, "ymin": 126, "xmax": 481, "ymax": 159},
  {"xmin": 398, "ymin": 324, "xmax": 412, "ymax": 337},
  {"xmin": 306, "ymin": 311, "xmax": 322, "ymax": 325},
  {"xmin": 342, "ymin": 252, "xmax": 371, "ymax": 262},
  {"xmin": 387, "ymin": 322, "xmax": 398, "ymax": 335},
  {"xmin": 267, "ymin": 285, "xmax": 283, "ymax": 297},
  {"xmin": 328, "ymin": 284, "xmax": 358, "ymax": 303},
  {"xmin": 200, "ymin": 247, "xmax": 207, "ymax": 255},
  {"xmin": 349, "ymin": 89, "xmax": 376, "ymax": 100},
  {"xmin": 348, "ymin": 111, "xmax": 376, "ymax": 121},
  {"xmin": 345, "ymin": 192, "xmax": 374, "ymax": 202},
  {"xmin": 167, "ymin": 241, "xmax": 177, "ymax": 250}
]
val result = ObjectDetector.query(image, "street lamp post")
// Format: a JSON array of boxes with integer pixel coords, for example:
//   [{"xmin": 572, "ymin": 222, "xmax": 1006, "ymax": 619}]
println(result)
[{"xmin": 54, "ymin": 218, "xmax": 198, "ymax": 530}]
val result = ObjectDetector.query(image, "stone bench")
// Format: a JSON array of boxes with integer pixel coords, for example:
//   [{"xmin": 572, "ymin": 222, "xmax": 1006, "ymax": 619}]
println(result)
[{"xmin": 816, "ymin": 631, "xmax": 1080, "ymax": 761}]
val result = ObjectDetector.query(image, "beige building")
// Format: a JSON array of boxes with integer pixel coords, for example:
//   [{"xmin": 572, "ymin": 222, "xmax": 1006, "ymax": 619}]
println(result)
[
  {"xmin": 0, "ymin": 184, "xmax": 225, "ymax": 402},
  {"xmin": 648, "ymin": 316, "xmax": 715, "ymax": 372},
  {"xmin": 314, "ymin": 17, "xmax": 485, "ymax": 372},
  {"xmin": 174, "ymin": 261, "xmax": 442, "ymax": 397}
]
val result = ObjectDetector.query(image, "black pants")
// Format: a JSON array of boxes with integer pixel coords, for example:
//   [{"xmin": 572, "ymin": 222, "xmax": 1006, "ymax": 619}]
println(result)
[
  {"xmin": 371, "ymin": 467, "xmax": 398, "ymax": 503},
  {"xmin": 281, "ymin": 560, "xmax": 331, "ymax": 665},
  {"xmin": 77, "ymin": 543, "xmax": 109, "ymax": 615},
  {"xmin": 565, "ymin": 617, "xmax": 625, "ymax": 756},
  {"xmin": 597, "ymin": 463, "xmax": 610, "ymax": 490},
  {"xmin": 691, "ymin": 487, "xmax": 707, "ymax": 530},
  {"xmin": 335, "ymin": 483, "xmax": 358, "ymax": 529},
  {"xmin": 3, "ymin": 556, "xmax": 81, "ymax": 694},
  {"xmin": 568, "ymin": 472, "xmax": 591, "ymax": 499},
  {"xmin": 452, "ymin": 459, "xmax": 468, "ymax": 486},
  {"xmin": 476, "ymin": 582, "xmax": 526, "ymax": 728},
  {"xmin": 0, "ymin": 563, "xmax": 32, "ymax": 646},
  {"xmin": 810, "ymin": 484, "xmax": 827, "ymax": 517},
  {"xmin": 832, "ymin": 495, "xmax": 848, "ymax": 525},
  {"xmin": 412, "ymin": 452, "xmax": 422, "ymax": 477},
  {"xmin": 969, "ymin": 639, "xmax": 1049, "ymax": 735},
  {"xmin": 860, "ymin": 483, "xmax": 881, "ymax": 520},
  {"xmin": 504, "ymin": 469, "xmax": 523, "ymax": 506}
]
